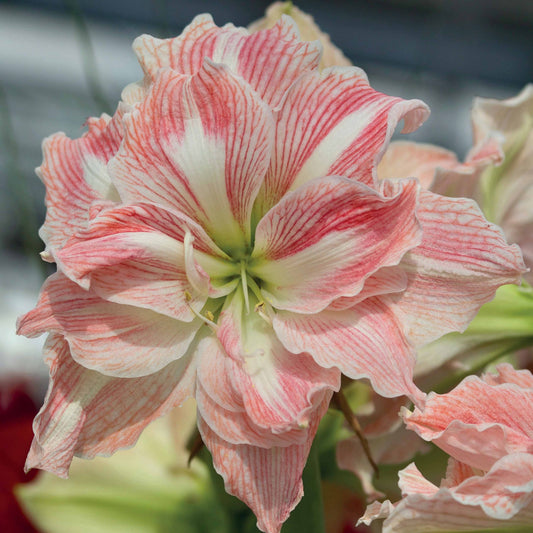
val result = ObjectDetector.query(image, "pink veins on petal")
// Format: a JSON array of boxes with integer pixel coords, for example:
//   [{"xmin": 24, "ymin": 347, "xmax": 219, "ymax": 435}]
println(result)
[{"xmin": 17, "ymin": 13, "xmax": 526, "ymax": 533}]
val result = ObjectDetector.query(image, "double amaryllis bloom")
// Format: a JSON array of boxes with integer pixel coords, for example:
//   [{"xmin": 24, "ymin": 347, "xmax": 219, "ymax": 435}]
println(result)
[
  {"xmin": 17, "ymin": 14, "xmax": 526, "ymax": 533},
  {"xmin": 361, "ymin": 364, "xmax": 533, "ymax": 532}
]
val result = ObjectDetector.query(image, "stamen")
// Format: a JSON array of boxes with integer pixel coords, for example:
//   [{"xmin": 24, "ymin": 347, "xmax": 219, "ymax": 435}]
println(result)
[
  {"xmin": 254, "ymin": 301, "xmax": 272, "ymax": 326},
  {"xmin": 240, "ymin": 260, "xmax": 250, "ymax": 314},
  {"xmin": 184, "ymin": 290, "xmax": 218, "ymax": 332}
]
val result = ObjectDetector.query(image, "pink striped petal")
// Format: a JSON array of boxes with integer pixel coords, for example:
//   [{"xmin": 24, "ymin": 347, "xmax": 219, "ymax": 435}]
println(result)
[
  {"xmin": 247, "ymin": 3, "xmax": 352, "ymax": 70},
  {"xmin": 37, "ymin": 110, "xmax": 123, "ymax": 254},
  {"xmin": 216, "ymin": 288, "xmax": 340, "ymax": 432},
  {"xmin": 198, "ymin": 396, "xmax": 330, "ymax": 533},
  {"xmin": 129, "ymin": 14, "xmax": 321, "ymax": 107},
  {"xmin": 482, "ymin": 363, "xmax": 533, "ymax": 388},
  {"xmin": 254, "ymin": 68, "xmax": 429, "ymax": 214},
  {"xmin": 110, "ymin": 63, "xmax": 274, "ymax": 253},
  {"xmin": 450, "ymin": 453, "xmax": 533, "ymax": 520},
  {"xmin": 26, "ymin": 333, "xmax": 196, "ymax": 478},
  {"xmin": 195, "ymin": 336, "xmax": 310, "ymax": 447},
  {"xmin": 403, "ymin": 370, "xmax": 533, "ymax": 471},
  {"xmin": 17, "ymin": 273, "xmax": 201, "ymax": 378},
  {"xmin": 273, "ymin": 298, "xmax": 424, "ymax": 404},
  {"xmin": 360, "ymin": 457, "xmax": 533, "ymax": 531},
  {"xmin": 398, "ymin": 463, "xmax": 439, "ymax": 496},
  {"xmin": 56, "ymin": 203, "xmax": 236, "ymax": 319},
  {"xmin": 328, "ymin": 266, "xmax": 408, "ymax": 311},
  {"xmin": 250, "ymin": 177, "xmax": 421, "ymax": 314},
  {"xmin": 391, "ymin": 189, "xmax": 526, "ymax": 346}
]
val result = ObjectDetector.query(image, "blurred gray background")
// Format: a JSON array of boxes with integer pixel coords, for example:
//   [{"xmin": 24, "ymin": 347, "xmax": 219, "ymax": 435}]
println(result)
[{"xmin": 1, "ymin": 0, "xmax": 532, "ymax": 381}]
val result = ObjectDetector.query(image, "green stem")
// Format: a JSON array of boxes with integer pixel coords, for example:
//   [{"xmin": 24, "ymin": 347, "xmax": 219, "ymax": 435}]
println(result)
[{"xmin": 281, "ymin": 441, "xmax": 325, "ymax": 533}]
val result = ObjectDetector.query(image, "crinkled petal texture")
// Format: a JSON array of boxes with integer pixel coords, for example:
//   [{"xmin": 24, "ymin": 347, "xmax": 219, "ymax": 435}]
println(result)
[
  {"xmin": 253, "ymin": 68, "xmax": 429, "ymax": 216},
  {"xmin": 198, "ymin": 386, "xmax": 332, "ymax": 533},
  {"xmin": 111, "ymin": 62, "xmax": 274, "ymax": 254},
  {"xmin": 472, "ymin": 84, "xmax": 533, "ymax": 283},
  {"xmin": 360, "ymin": 457, "xmax": 533, "ymax": 532},
  {"xmin": 247, "ymin": 2, "xmax": 352, "ymax": 70},
  {"xmin": 25, "ymin": 333, "xmax": 196, "ymax": 478},
  {"xmin": 403, "ymin": 364, "xmax": 533, "ymax": 471},
  {"xmin": 389, "ymin": 190, "xmax": 526, "ymax": 347},
  {"xmin": 126, "ymin": 14, "xmax": 322, "ymax": 107},
  {"xmin": 17, "ymin": 274, "xmax": 202, "ymax": 378},
  {"xmin": 251, "ymin": 177, "xmax": 422, "ymax": 314},
  {"xmin": 37, "ymin": 109, "xmax": 123, "ymax": 256}
]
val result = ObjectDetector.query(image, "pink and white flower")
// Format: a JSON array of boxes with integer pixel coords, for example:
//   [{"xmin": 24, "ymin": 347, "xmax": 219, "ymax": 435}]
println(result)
[
  {"xmin": 17, "ymin": 14, "xmax": 525, "ymax": 533},
  {"xmin": 360, "ymin": 364, "xmax": 533, "ymax": 532},
  {"xmin": 378, "ymin": 84, "xmax": 533, "ymax": 284}
]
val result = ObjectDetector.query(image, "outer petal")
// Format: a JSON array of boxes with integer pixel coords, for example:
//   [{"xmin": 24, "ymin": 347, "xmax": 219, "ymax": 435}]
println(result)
[
  {"xmin": 127, "ymin": 14, "xmax": 321, "ymax": 108},
  {"xmin": 254, "ymin": 68, "xmax": 429, "ymax": 214},
  {"xmin": 378, "ymin": 141, "xmax": 464, "ymax": 190},
  {"xmin": 111, "ymin": 63, "xmax": 274, "ymax": 253},
  {"xmin": 472, "ymin": 85, "xmax": 533, "ymax": 283},
  {"xmin": 26, "ymin": 334, "xmax": 196, "ymax": 478},
  {"xmin": 377, "ymin": 138, "xmax": 503, "ymax": 198},
  {"xmin": 390, "ymin": 189, "xmax": 526, "ymax": 346},
  {"xmin": 37, "ymin": 110, "xmax": 123, "ymax": 254},
  {"xmin": 327, "ymin": 266, "xmax": 408, "ymax": 311},
  {"xmin": 56, "ymin": 203, "xmax": 236, "ymax": 319},
  {"xmin": 273, "ymin": 297, "xmax": 424, "ymax": 404},
  {"xmin": 195, "ymin": 336, "xmax": 313, "ymax": 447},
  {"xmin": 198, "ymin": 396, "xmax": 330, "ymax": 533},
  {"xmin": 250, "ymin": 177, "xmax": 421, "ymax": 314},
  {"xmin": 482, "ymin": 362, "xmax": 533, "ymax": 388},
  {"xmin": 360, "ymin": 458, "xmax": 533, "ymax": 532},
  {"xmin": 215, "ymin": 287, "xmax": 340, "ymax": 432},
  {"xmin": 247, "ymin": 2, "xmax": 352, "ymax": 70},
  {"xmin": 16, "ymin": 273, "xmax": 201, "ymax": 378},
  {"xmin": 403, "ymin": 372, "xmax": 533, "ymax": 470}
]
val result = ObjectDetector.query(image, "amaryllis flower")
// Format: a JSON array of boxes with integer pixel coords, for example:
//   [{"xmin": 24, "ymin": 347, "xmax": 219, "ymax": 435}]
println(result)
[
  {"xmin": 360, "ymin": 364, "xmax": 533, "ymax": 532},
  {"xmin": 17, "ymin": 13, "xmax": 525, "ymax": 533}
]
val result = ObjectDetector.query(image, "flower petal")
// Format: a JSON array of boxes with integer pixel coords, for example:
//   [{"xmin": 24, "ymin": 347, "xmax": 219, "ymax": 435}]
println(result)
[
  {"xmin": 198, "ymin": 396, "xmax": 330, "ymax": 533},
  {"xmin": 26, "ymin": 334, "xmax": 196, "ymax": 478},
  {"xmin": 254, "ymin": 68, "xmax": 429, "ymax": 214},
  {"xmin": 390, "ymin": 189, "xmax": 526, "ymax": 346},
  {"xmin": 195, "ymin": 336, "xmax": 309, "ymax": 447},
  {"xmin": 327, "ymin": 266, "xmax": 408, "ymax": 311},
  {"xmin": 37, "ymin": 110, "xmax": 123, "ymax": 254},
  {"xmin": 471, "ymin": 84, "xmax": 533, "ymax": 284},
  {"xmin": 129, "ymin": 14, "xmax": 321, "ymax": 107},
  {"xmin": 378, "ymin": 140, "xmax": 462, "ymax": 189},
  {"xmin": 111, "ymin": 63, "xmax": 274, "ymax": 253},
  {"xmin": 403, "ymin": 372, "xmax": 533, "ymax": 470},
  {"xmin": 248, "ymin": 2, "xmax": 352, "ymax": 70},
  {"xmin": 216, "ymin": 288, "xmax": 340, "ymax": 432},
  {"xmin": 250, "ymin": 176, "xmax": 421, "ymax": 314},
  {"xmin": 56, "ymin": 203, "xmax": 236, "ymax": 319},
  {"xmin": 361, "ymin": 456, "xmax": 533, "ymax": 531},
  {"xmin": 273, "ymin": 297, "xmax": 424, "ymax": 404},
  {"xmin": 16, "ymin": 273, "xmax": 201, "ymax": 378}
]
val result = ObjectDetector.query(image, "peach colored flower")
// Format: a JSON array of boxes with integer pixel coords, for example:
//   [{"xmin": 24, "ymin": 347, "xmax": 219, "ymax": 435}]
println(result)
[
  {"xmin": 17, "ymin": 14, "xmax": 525, "ymax": 533},
  {"xmin": 360, "ymin": 364, "xmax": 533, "ymax": 531},
  {"xmin": 248, "ymin": 2, "xmax": 352, "ymax": 70}
]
